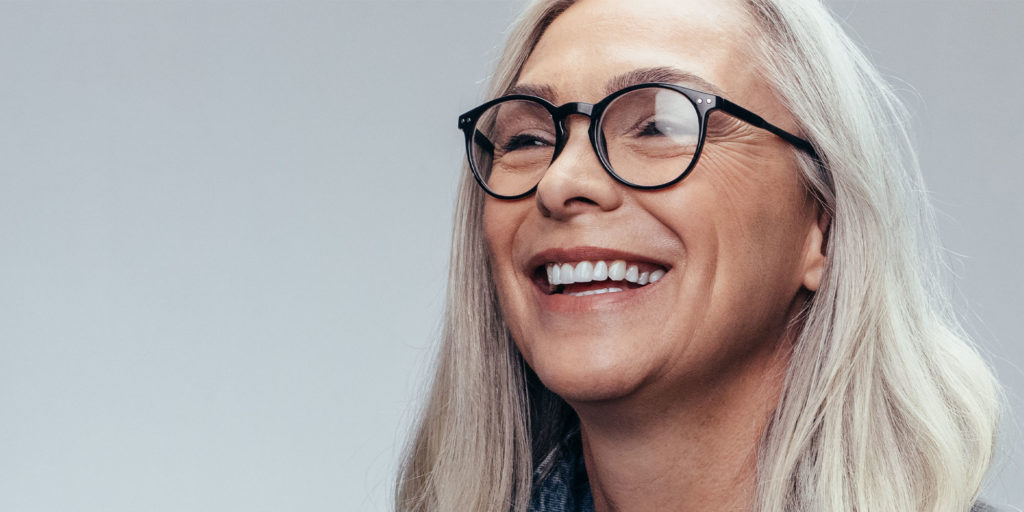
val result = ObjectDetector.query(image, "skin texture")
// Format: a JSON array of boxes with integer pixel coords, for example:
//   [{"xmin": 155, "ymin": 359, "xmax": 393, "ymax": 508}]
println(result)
[{"xmin": 482, "ymin": 0, "xmax": 828, "ymax": 510}]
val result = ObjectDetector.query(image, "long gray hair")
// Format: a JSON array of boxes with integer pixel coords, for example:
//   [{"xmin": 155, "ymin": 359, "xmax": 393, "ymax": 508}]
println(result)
[{"xmin": 396, "ymin": 1, "xmax": 1001, "ymax": 510}]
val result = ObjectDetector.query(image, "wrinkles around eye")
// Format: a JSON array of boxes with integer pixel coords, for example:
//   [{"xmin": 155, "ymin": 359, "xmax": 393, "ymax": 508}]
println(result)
[{"xmin": 705, "ymin": 111, "xmax": 751, "ymax": 141}]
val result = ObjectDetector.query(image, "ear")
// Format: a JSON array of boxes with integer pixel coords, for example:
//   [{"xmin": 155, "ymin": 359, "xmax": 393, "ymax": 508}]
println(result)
[{"xmin": 799, "ymin": 210, "xmax": 830, "ymax": 292}]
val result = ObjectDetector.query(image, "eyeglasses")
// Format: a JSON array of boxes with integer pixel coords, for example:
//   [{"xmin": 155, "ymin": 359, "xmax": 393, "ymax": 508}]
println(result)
[{"xmin": 458, "ymin": 82, "xmax": 818, "ymax": 199}]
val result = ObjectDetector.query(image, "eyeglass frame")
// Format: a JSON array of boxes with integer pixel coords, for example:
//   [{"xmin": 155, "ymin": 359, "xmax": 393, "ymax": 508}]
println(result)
[{"xmin": 457, "ymin": 82, "xmax": 820, "ymax": 200}]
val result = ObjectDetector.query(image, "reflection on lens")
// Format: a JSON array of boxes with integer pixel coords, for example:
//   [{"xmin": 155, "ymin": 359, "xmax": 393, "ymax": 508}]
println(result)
[
  {"xmin": 470, "ymin": 99, "xmax": 555, "ymax": 197},
  {"xmin": 600, "ymin": 87, "xmax": 700, "ymax": 187}
]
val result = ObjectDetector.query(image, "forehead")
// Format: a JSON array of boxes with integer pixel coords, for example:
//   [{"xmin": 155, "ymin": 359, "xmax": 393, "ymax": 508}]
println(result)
[{"xmin": 517, "ymin": 0, "xmax": 758, "ymax": 104}]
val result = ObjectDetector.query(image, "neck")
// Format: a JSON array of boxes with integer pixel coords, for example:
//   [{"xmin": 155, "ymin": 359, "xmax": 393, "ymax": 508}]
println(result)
[{"xmin": 571, "ymin": 339, "xmax": 791, "ymax": 512}]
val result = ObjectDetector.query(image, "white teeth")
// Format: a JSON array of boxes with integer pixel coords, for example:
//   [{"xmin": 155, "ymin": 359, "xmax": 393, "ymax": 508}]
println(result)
[
  {"xmin": 573, "ymin": 261, "xmax": 593, "ymax": 283},
  {"xmin": 544, "ymin": 259, "xmax": 666, "ymax": 289},
  {"xmin": 649, "ymin": 269, "xmax": 665, "ymax": 283},
  {"xmin": 608, "ymin": 260, "xmax": 627, "ymax": 280},
  {"xmin": 560, "ymin": 263, "xmax": 573, "ymax": 284},
  {"xmin": 625, "ymin": 265, "xmax": 639, "ymax": 283},
  {"xmin": 567, "ymin": 287, "xmax": 624, "ymax": 297}
]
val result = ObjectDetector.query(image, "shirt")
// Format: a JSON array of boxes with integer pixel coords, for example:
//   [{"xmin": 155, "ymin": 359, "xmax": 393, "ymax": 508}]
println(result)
[{"xmin": 527, "ymin": 429, "xmax": 593, "ymax": 512}]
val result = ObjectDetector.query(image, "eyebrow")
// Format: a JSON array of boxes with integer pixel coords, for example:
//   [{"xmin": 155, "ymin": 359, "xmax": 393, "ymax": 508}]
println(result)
[
  {"xmin": 604, "ymin": 66, "xmax": 726, "ymax": 97},
  {"xmin": 504, "ymin": 82, "xmax": 557, "ymax": 100},
  {"xmin": 505, "ymin": 66, "xmax": 726, "ymax": 102}
]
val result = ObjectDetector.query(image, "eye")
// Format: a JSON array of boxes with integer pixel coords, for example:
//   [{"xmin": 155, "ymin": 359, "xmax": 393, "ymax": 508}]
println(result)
[
  {"xmin": 501, "ymin": 133, "xmax": 554, "ymax": 152},
  {"xmin": 636, "ymin": 118, "xmax": 690, "ymax": 137}
]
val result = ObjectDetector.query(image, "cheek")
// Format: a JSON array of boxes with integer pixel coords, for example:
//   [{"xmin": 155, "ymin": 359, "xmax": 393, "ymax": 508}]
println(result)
[
  {"xmin": 680, "ymin": 149, "xmax": 813, "ymax": 320},
  {"xmin": 698, "ymin": 145, "xmax": 811, "ymax": 243},
  {"xmin": 482, "ymin": 202, "xmax": 522, "ymax": 269},
  {"xmin": 482, "ymin": 202, "xmax": 541, "ymax": 364},
  {"xmin": 482, "ymin": 202, "xmax": 526, "ymax": 306}
]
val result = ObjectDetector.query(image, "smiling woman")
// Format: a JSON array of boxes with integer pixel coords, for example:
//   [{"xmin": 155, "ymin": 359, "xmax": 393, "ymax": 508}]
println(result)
[{"xmin": 395, "ymin": 0, "xmax": 1002, "ymax": 511}]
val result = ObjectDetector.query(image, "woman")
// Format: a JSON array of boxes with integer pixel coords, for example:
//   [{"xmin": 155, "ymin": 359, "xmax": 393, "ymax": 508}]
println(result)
[{"xmin": 397, "ymin": 0, "xmax": 1002, "ymax": 510}]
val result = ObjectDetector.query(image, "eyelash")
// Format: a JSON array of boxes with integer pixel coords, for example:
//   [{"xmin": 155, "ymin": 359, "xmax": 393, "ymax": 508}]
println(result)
[
  {"xmin": 502, "ymin": 134, "xmax": 551, "ymax": 152},
  {"xmin": 636, "ymin": 121, "xmax": 665, "ymax": 136}
]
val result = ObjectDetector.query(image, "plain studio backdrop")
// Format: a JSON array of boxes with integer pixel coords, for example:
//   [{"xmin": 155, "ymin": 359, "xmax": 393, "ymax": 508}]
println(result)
[{"xmin": 0, "ymin": 1, "xmax": 1020, "ymax": 511}]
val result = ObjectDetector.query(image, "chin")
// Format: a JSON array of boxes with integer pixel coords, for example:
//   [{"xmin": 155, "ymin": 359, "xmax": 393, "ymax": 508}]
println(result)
[{"xmin": 524, "ymin": 343, "xmax": 650, "ymax": 404}]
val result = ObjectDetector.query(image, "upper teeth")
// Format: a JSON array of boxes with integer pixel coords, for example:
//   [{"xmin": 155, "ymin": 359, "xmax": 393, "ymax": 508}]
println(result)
[{"xmin": 545, "ymin": 260, "xmax": 665, "ymax": 286}]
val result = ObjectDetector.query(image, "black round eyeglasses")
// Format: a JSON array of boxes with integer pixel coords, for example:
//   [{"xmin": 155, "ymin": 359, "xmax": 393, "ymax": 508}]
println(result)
[{"xmin": 457, "ymin": 82, "xmax": 819, "ymax": 200}]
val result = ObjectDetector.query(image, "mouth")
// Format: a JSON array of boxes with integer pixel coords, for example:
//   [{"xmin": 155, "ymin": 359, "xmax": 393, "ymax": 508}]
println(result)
[{"xmin": 527, "ymin": 249, "xmax": 670, "ymax": 297}]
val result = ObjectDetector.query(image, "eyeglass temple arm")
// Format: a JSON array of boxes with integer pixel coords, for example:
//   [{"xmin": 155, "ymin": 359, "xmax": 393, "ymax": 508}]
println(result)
[{"xmin": 716, "ymin": 98, "xmax": 819, "ymax": 159}]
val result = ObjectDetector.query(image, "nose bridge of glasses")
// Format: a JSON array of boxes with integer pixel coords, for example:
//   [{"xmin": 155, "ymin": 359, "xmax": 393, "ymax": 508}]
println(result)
[
  {"xmin": 554, "ymin": 101, "xmax": 595, "ymax": 119},
  {"xmin": 553, "ymin": 102, "xmax": 595, "ymax": 130},
  {"xmin": 553, "ymin": 101, "xmax": 596, "ymax": 147},
  {"xmin": 548, "ymin": 102, "xmax": 597, "ymax": 163}
]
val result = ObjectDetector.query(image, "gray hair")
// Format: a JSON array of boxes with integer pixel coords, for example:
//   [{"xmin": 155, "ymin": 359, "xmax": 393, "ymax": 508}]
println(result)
[{"xmin": 396, "ymin": 1, "xmax": 1001, "ymax": 510}]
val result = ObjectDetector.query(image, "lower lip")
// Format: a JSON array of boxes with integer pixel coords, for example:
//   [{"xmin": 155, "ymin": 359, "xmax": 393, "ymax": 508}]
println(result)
[{"xmin": 532, "ymin": 276, "xmax": 666, "ymax": 314}]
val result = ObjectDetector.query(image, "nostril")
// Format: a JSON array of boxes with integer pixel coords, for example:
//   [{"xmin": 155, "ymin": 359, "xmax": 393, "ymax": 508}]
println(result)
[{"xmin": 564, "ymin": 196, "xmax": 598, "ymax": 208}]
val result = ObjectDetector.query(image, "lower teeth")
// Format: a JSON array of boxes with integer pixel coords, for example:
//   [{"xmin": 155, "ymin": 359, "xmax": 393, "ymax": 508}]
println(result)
[{"xmin": 567, "ymin": 287, "xmax": 624, "ymax": 297}]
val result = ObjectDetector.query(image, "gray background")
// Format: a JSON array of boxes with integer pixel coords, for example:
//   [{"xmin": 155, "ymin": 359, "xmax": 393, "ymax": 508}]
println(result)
[{"xmin": 0, "ymin": 1, "xmax": 1019, "ymax": 511}]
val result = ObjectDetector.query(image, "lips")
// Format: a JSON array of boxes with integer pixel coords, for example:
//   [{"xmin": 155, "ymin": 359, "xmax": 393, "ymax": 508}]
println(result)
[{"xmin": 526, "ymin": 247, "xmax": 671, "ymax": 297}]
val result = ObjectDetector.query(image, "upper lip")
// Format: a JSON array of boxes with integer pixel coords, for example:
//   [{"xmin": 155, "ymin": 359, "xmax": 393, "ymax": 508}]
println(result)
[{"xmin": 524, "ymin": 246, "xmax": 673, "ymax": 273}]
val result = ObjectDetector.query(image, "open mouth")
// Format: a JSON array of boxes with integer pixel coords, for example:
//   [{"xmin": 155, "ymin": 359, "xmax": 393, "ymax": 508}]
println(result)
[{"xmin": 532, "ymin": 259, "xmax": 668, "ymax": 296}]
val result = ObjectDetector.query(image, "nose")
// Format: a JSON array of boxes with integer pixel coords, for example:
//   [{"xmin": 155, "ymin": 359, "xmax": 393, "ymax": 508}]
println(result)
[{"xmin": 535, "ymin": 114, "xmax": 623, "ymax": 220}]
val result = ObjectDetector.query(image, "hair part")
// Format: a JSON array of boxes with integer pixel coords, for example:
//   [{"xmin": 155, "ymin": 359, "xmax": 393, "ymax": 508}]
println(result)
[{"xmin": 396, "ymin": 1, "xmax": 1001, "ymax": 510}]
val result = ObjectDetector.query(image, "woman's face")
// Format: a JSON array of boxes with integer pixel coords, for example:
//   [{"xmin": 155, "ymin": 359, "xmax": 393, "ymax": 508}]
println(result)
[{"xmin": 484, "ymin": 0, "xmax": 826, "ymax": 404}]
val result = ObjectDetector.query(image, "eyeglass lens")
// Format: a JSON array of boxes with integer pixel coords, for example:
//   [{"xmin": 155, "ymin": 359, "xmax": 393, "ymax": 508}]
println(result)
[{"xmin": 469, "ymin": 87, "xmax": 701, "ymax": 197}]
